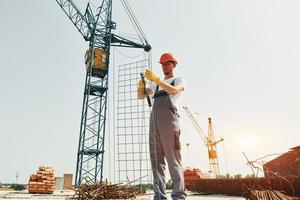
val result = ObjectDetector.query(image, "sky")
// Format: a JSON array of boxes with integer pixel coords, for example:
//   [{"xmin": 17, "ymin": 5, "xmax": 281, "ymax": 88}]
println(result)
[{"xmin": 1, "ymin": 0, "xmax": 300, "ymax": 184}]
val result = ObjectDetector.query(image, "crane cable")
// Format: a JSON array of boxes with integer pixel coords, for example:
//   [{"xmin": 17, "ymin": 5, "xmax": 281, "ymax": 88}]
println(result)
[
  {"xmin": 123, "ymin": 0, "xmax": 148, "ymax": 41},
  {"xmin": 120, "ymin": 0, "xmax": 149, "ymax": 45},
  {"xmin": 183, "ymin": 107, "xmax": 208, "ymax": 145},
  {"xmin": 120, "ymin": 0, "xmax": 143, "ymax": 43},
  {"xmin": 114, "ymin": 48, "xmax": 145, "ymax": 59}
]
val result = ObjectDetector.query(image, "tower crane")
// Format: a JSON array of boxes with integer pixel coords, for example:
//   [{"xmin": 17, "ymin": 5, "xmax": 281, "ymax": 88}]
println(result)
[
  {"xmin": 56, "ymin": 0, "xmax": 151, "ymax": 185},
  {"xmin": 183, "ymin": 106, "xmax": 224, "ymax": 176}
]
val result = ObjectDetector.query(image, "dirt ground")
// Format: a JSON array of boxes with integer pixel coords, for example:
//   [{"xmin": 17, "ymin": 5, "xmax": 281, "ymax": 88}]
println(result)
[{"xmin": 0, "ymin": 190, "xmax": 245, "ymax": 200}]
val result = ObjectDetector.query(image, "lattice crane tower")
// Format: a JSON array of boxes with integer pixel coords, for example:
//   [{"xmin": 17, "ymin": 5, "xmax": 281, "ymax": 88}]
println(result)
[{"xmin": 56, "ymin": 0, "xmax": 151, "ymax": 185}]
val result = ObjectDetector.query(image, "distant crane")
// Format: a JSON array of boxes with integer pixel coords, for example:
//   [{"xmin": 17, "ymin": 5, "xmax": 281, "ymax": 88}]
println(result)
[
  {"xmin": 183, "ymin": 106, "xmax": 224, "ymax": 176},
  {"xmin": 15, "ymin": 172, "xmax": 19, "ymax": 185},
  {"xmin": 56, "ymin": 0, "xmax": 151, "ymax": 185}
]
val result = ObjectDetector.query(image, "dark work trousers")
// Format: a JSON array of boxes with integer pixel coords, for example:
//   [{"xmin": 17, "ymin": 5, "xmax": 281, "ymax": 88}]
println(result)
[{"xmin": 149, "ymin": 89, "xmax": 187, "ymax": 200}]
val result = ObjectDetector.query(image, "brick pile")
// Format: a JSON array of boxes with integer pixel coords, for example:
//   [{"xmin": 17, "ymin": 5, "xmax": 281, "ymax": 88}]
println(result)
[{"xmin": 28, "ymin": 166, "xmax": 55, "ymax": 194}]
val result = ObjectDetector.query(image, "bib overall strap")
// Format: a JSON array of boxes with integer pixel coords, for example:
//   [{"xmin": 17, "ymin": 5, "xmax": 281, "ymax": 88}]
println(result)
[{"xmin": 153, "ymin": 79, "xmax": 176, "ymax": 98}]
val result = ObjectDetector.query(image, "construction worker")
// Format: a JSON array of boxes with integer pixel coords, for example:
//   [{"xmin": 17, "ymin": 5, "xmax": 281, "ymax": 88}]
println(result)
[{"xmin": 138, "ymin": 53, "xmax": 187, "ymax": 200}]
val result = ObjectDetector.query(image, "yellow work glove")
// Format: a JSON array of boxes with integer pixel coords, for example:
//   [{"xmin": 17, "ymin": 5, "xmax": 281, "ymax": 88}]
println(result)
[
  {"xmin": 144, "ymin": 69, "xmax": 160, "ymax": 84},
  {"xmin": 138, "ymin": 80, "xmax": 145, "ymax": 89}
]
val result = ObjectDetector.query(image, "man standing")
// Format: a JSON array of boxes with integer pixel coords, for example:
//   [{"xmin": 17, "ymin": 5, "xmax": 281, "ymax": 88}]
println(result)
[{"xmin": 138, "ymin": 53, "xmax": 187, "ymax": 200}]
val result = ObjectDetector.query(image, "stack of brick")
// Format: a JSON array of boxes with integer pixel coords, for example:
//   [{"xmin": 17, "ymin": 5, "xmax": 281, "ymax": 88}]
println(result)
[{"xmin": 28, "ymin": 166, "xmax": 55, "ymax": 194}]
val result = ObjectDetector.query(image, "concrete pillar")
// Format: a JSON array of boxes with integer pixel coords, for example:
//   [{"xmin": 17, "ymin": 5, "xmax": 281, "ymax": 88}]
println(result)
[
  {"xmin": 55, "ymin": 177, "xmax": 64, "ymax": 190},
  {"xmin": 63, "ymin": 174, "xmax": 73, "ymax": 190}
]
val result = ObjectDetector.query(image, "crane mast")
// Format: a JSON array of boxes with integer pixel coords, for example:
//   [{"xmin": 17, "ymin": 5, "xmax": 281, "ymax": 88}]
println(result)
[
  {"xmin": 56, "ymin": 0, "xmax": 151, "ymax": 185},
  {"xmin": 207, "ymin": 117, "xmax": 224, "ymax": 176},
  {"xmin": 183, "ymin": 107, "xmax": 223, "ymax": 176}
]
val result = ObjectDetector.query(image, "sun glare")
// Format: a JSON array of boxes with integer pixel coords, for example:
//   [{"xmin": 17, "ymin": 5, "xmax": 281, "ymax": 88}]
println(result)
[{"xmin": 238, "ymin": 135, "xmax": 258, "ymax": 148}]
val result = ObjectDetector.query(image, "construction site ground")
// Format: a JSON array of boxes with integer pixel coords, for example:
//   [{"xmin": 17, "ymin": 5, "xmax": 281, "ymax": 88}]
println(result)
[{"xmin": 0, "ymin": 190, "xmax": 244, "ymax": 200}]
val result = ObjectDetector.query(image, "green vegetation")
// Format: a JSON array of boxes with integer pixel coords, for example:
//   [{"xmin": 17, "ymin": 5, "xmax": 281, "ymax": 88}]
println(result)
[
  {"xmin": 245, "ymin": 174, "xmax": 256, "ymax": 178},
  {"xmin": 132, "ymin": 183, "xmax": 153, "ymax": 192},
  {"xmin": 166, "ymin": 179, "xmax": 173, "ymax": 189},
  {"xmin": 132, "ymin": 180, "xmax": 174, "ymax": 191},
  {"xmin": 217, "ymin": 173, "xmax": 255, "ymax": 179},
  {"xmin": 10, "ymin": 184, "xmax": 26, "ymax": 191}
]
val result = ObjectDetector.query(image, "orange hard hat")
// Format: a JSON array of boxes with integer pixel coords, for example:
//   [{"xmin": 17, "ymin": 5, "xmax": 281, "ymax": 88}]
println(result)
[{"xmin": 159, "ymin": 53, "xmax": 178, "ymax": 65}]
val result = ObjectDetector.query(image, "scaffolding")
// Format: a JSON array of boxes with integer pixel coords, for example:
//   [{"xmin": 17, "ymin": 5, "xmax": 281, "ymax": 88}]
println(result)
[{"xmin": 116, "ymin": 59, "xmax": 152, "ymax": 185}]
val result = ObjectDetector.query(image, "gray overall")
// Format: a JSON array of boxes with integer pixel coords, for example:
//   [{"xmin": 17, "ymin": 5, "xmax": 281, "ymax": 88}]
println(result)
[{"xmin": 149, "ymin": 79, "xmax": 187, "ymax": 200}]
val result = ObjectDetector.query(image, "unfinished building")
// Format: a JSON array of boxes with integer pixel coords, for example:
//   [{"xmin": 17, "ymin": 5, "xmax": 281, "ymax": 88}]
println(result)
[{"xmin": 263, "ymin": 146, "xmax": 300, "ymax": 177}]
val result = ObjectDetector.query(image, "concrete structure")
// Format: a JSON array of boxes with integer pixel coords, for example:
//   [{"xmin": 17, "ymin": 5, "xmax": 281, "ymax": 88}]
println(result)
[
  {"xmin": 263, "ymin": 146, "xmax": 300, "ymax": 177},
  {"xmin": 55, "ymin": 177, "xmax": 64, "ymax": 190},
  {"xmin": 63, "ymin": 174, "xmax": 73, "ymax": 190}
]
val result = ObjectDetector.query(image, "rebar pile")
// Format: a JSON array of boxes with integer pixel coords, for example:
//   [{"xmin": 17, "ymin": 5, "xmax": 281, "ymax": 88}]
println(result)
[
  {"xmin": 71, "ymin": 180, "xmax": 144, "ymax": 200},
  {"xmin": 245, "ymin": 189, "xmax": 300, "ymax": 200}
]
